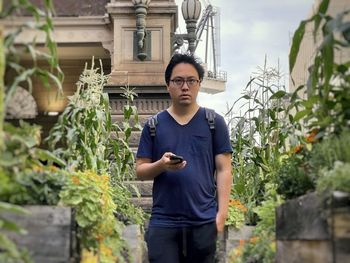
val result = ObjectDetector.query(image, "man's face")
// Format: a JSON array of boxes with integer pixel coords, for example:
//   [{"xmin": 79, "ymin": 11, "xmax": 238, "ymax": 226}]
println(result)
[{"xmin": 167, "ymin": 62, "xmax": 200, "ymax": 106}]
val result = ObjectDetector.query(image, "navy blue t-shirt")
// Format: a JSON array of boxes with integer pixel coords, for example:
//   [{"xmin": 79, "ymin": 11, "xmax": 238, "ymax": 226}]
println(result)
[{"xmin": 136, "ymin": 107, "xmax": 232, "ymax": 227}]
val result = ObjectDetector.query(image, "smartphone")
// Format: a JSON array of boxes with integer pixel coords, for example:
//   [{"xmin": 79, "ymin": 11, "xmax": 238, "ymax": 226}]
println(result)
[{"xmin": 170, "ymin": 154, "xmax": 184, "ymax": 163}]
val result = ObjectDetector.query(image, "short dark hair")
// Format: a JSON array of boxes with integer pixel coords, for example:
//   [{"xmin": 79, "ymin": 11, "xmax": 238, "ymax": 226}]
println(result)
[{"xmin": 165, "ymin": 53, "xmax": 205, "ymax": 85}]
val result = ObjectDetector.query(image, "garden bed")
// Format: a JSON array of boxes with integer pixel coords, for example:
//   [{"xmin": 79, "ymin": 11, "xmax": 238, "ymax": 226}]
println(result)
[{"xmin": 3, "ymin": 206, "xmax": 77, "ymax": 263}]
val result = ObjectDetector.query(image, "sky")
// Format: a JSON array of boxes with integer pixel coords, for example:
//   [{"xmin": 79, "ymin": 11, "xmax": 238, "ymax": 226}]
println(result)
[{"xmin": 175, "ymin": 0, "xmax": 315, "ymax": 115}]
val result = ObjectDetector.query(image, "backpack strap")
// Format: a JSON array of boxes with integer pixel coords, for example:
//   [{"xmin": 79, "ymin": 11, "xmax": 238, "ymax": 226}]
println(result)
[
  {"xmin": 205, "ymin": 107, "xmax": 216, "ymax": 131},
  {"xmin": 148, "ymin": 108, "xmax": 215, "ymax": 137},
  {"xmin": 147, "ymin": 113, "xmax": 158, "ymax": 137}
]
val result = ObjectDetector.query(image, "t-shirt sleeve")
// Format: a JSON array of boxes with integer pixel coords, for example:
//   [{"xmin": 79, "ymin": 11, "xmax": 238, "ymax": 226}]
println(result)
[
  {"xmin": 213, "ymin": 114, "xmax": 232, "ymax": 156},
  {"xmin": 136, "ymin": 122, "xmax": 153, "ymax": 159}
]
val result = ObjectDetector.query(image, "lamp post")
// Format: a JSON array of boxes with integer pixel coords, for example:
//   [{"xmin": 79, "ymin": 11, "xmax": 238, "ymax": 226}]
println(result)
[
  {"xmin": 174, "ymin": 0, "xmax": 202, "ymax": 54},
  {"xmin": 132, "ymin": 0, "xmax": 151, "ymax": 60}
]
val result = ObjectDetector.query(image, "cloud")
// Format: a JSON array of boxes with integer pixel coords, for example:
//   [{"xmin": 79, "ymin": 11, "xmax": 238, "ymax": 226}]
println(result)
[
  {"xmin": 250, "ymin": 21, "xmax": 271, "ymax": 41},
  {"xmin": 221, "ymin": 21, "xmax": 244, "ymax": 37}
]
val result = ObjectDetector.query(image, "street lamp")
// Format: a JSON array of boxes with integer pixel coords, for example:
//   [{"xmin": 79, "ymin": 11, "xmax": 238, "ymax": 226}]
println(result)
[
  {"xmin": 132, "ymin": 0, "xmax": 151, "ymax": 60},
  {"xmin": 173, "ymin": 0, "xmax": 202, "ymax": 54}
]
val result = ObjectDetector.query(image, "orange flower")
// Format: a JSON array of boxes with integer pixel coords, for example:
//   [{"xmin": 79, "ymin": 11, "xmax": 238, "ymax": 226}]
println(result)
[
  {"xmin": 96, "ymin": 234, "xmax": 104, "ymax": 241},
  {"xmin": 72, "ymin": 176, "xmax": 80, "ymax": 185},
  {"xmin": 292, "ymin": 144, "xmax": 303, "ymax": 153},
  {"xmin": 239, "ymin": 239, "xmax": 245, "ymax": 246},
  {"xmin": 305, "ymin": 129, "xmax": 318, "ymax": 143},
  {"xmin": 249, "ymin": 236, "xmax": 259, "ymax": 244},
  {"xmin": 229, "ymin": 199, "xmax": 248, "ymax": 212}
]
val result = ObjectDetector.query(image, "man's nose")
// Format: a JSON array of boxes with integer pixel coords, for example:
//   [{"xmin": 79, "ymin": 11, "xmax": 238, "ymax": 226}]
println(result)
[{"xmin": 181, "ymin": 81, "xmax": 190, "ymax": 89}]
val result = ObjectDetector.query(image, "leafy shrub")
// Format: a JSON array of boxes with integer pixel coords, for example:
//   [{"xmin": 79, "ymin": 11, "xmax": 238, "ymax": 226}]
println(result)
[
  {"xmin": 308, "ymin": 131, "xmax": 350, "ymax": 177},
  {"xmin": 275, "ymin": 154, "xmax": 314, "ymax": 199},
  {"xmin": 317, "ymin": 161, "xmax": 350, "ymax": 194},
  {"xmin": 0, "ymin": 121, "xmax": 66, "ymax": 205},
  {"xmin": 225, "ymin": 199, "xmax": 247, "ymax": 229},
  {"xmin": 59, "ymin": 170, "xmax": 128, "ymax": 263}
]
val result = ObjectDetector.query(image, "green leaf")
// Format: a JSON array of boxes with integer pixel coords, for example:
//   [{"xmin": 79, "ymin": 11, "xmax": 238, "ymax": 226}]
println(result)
[
  {"xmin": 289, "ymin": 20, "xmax": 307, "ymax": 73},
  {"xmin": 1, "ymin": 219, "xmax": 28, "ymax": 235},
  {"xmin": 294, "ymin": 109, "xmax": 311, "ymax": 122},
  {"xmin": 64, "ymin": 195, "xmax": 83, "ymax": 206},
  {"xmin": 301, "ymin": 96, "xmax": 319, "ymax": 109},
  {"xmin": 0, "ymin": 202, "xmax": 29, "ymax": 215},
  {"xmin": 270, "ymin": 90, "xmax": 287, "ymax": 100},
  {"xmin": 34, "ymin": 149, "xmax": 66, "ymax": 167},
  {"xmin": 314, "ymin": 0, "xmax": 330, "ymax": 37}
]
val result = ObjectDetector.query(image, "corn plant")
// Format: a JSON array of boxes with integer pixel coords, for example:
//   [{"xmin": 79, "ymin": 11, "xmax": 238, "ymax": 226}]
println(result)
[
  {"xmin": 46, "ymin": 59, "xmax": 111, "ymax": 173},
  {"xmin": 226, "ymin": 56, "xmax": 292, "ymax": 224},
  {"xmin": 45, "ymin": 59, "xmax": 145, "ymax": 225}
]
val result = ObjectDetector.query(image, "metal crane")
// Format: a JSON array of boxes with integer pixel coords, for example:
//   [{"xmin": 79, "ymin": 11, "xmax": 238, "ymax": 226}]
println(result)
[{"xmin": 195, "ymin": 0, "xmax": 226, "ymax": 94}]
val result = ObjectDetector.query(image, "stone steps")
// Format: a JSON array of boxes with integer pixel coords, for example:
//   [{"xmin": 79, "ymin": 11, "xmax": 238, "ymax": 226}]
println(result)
[
  {"xmin": 125, "ymin": 180, "xmax": 153, "ymax": 214},
  {"xmin": 130, "ymin": 197, "xmax": 153, "ymax": 213}
]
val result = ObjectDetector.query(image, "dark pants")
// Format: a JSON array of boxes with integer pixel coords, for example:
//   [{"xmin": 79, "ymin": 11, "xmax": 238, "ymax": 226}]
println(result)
[{"xmin": 146, "ymin": 222, "xmax": 217, "ymax": 263}]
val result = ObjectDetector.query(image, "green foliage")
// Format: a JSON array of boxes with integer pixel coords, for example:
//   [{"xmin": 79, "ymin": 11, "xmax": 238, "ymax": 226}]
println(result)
[
  {"xmin": 0, "ymin": 1, "xmax": 64, "ymax": 261},
  {"xmin": 1, "ymin": 0, "xmax": 63, "ymax": 149},
  {"xmin": 225, "ymin": 199, "xmax": 247, "ymax": 229},
  {"xmin": 113, "ymin": 184, "xmax": 146, "ymax": 225},
  {"xmin": 46, "ymin": 60, "xmax": 111, "ymax": 173},
  {"xmin": 0, "ymin": 121, "xmax": 66, "ymax": 205},
  {"xmin": 275, "ymin": 154, "xmax": 314, "ymax": 199},
  {"xmin": 289, "ymin": 1, "xmax": 350, "ymax": 137},
  {"xmin": 109, "ymin": 86, "xmax": 142, "ymax": 182},
  {"xmin": 45, "ymin": 59, "xmax": 145, "ymax": 225},
  {"xmin": 228, "ymin": 197, "xmax": 281, "ymax": 263},
  {"xmin": 276, "ymin": 130, "xmax": 350, "ymax": 199},
  {"xmin": 317, "ymin": 161, "xmax": 350, "ymax": 194},
  {"xmin": 227, "ymin": 57, "xmax": 290, "ymax": 224},
  {"xmin": 59, "ymin": 170, "xmax": 128, "ymax": 263},
  {"xmin": 308, "ymin": 131, "xmax": 350, "ymax": 174},
  {"xmin": 0, "ymin": 202, "xmax": 32, "ymax": 263}
]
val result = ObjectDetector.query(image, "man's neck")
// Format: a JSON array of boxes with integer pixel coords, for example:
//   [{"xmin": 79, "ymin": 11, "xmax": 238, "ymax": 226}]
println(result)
[
  {"xmin": 167, "ymin": 104, "xmax": 200, "ymax": 125},
  {"xmin": 169, "ymin": 103, "xmax": 199, "ymax": 115}
]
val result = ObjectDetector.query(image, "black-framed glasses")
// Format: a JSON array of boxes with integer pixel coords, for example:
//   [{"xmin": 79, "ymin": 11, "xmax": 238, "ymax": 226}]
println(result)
[{"xmin": 170, "ymin": 78, "xmax": 200, "ymax": 88}]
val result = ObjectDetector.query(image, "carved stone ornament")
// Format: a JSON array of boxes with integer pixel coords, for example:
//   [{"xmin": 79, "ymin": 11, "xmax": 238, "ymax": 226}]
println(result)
[{"xmin": 5, "ymin": 87, "xmax": 38, "ymax": 119}]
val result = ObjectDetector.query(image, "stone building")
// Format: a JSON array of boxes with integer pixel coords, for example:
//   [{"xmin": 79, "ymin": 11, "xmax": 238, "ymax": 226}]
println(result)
[{"xmin": 289, "ymin": 0, "xmax": 350, "ymax": 95}]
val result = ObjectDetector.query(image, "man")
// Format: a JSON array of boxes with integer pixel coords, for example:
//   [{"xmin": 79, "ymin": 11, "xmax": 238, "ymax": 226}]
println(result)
[{"xmin": 136, "ymin": 53, "xmax": 232, "ymax": 263}]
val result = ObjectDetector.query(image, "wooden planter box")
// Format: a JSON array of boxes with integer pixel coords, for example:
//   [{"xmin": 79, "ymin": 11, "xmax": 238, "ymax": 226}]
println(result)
[
  {"xmin": 276, "ymin": 191, "xmax": 350, "ymax": 263},
  {"xmin": 4, "ymin": 206, "xmax": 77, "ymax": 263}
]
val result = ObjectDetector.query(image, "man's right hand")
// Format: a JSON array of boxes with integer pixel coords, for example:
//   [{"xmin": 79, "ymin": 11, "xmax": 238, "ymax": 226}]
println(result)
[{"xmin": 163, "ymin": 152, "xmax": 187, "ymax": 171}]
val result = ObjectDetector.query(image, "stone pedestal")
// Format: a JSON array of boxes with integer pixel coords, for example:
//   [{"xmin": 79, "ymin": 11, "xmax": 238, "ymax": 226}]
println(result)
[
  {"xmin": 216, "ymin": 225, "xmax": 255, "ymax": 263},
  {"xmin": 276, "ymin": 191, "xmax": 350, "ymax": 263},
  {"xmin": 106, "ymin": 0, "xmax": 178, "ymax": 87}
]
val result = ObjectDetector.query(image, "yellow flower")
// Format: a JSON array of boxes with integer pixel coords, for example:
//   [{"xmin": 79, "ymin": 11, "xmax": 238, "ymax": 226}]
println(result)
[
  {"xmin": 48, "ymin": 165, "xmax": 58, "ymax": 172},
  {"xmin": 100, "ymin": 243, "xmax": 113, "ymax": 257},
  {"xmin": 81, "ymin": 249, "xmax": 98, "ymax": 263},
  {"xmin": 32, "ymin": 164, "xmax": 43, "ymax": 173}
]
